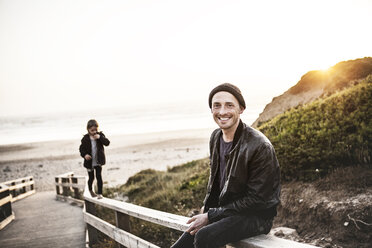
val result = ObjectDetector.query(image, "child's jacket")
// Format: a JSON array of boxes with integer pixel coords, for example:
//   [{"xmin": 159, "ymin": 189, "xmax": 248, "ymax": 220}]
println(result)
[{"xmin": 79, "ymin": 132, "xmax": 110, "ymax": 169}]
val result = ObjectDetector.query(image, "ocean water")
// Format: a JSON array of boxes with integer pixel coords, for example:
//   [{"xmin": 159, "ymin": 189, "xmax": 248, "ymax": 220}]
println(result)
[{"xmin": 0, "ymin": 103, "xmax": 263, "ymax": 145}]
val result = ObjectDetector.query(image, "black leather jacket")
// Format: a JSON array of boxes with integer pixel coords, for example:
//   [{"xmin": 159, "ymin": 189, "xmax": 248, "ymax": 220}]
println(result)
[
  {"xmin": 79, "ymin": 132, "xmax": 110, "ymax": 169},
  {"xmin": 203, "ymin": 120, "xmax": 281, "ymax": 222}
]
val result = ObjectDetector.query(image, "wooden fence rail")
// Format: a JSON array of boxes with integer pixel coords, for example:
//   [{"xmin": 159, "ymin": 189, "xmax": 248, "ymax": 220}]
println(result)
[
  {"xmin": 1, "ymin": 176, "xmax": 35, "ymax": 202},
  {"xmin": 0, "ymin": 184, "xmax": 14, "ymax": 230},
  {"xmin": 56, "ymin": 172, "xmax": 320, "ymax": 248},
  {"xmin": 0, "ymin": 176, "xmax": 36, "ymax": 230},
  {"xmin": 55, "ymin": 172, "xmax": 85, "ymax": 207}
]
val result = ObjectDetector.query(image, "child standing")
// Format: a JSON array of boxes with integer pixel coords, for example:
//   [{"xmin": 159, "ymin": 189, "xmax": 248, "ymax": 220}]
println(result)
[{"xmin": 79, "ymin": 119, "xmax": 110, "ymax": 199}]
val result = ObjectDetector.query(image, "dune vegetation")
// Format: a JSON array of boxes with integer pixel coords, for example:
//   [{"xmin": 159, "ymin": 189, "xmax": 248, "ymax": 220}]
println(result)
[{"xmin": 258, "ymin": 75, "xmax": 371, "ymax": 181}]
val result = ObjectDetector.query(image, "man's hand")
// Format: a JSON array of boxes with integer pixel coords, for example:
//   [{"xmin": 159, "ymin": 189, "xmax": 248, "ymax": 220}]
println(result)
[
  {"xmin": 84, "ymin": 154, "xmax": 92, "ymax": 160},
  {"xmin": 93, "ymin": 134, "xmax": 100, "ymax": 140},
  {"xmin": 186, "ymin": 213, "xmax": 209, "ymax": 235}
]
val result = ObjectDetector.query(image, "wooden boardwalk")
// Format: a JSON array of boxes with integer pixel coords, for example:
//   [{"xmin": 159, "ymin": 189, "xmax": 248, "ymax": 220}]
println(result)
[
  {"xmin": 1, "ymin": 173, "xmax": 319, "ymax": 248},
  {"xmin": 0, "ymin": 191, "xmax": 85, "ymax": 248}
]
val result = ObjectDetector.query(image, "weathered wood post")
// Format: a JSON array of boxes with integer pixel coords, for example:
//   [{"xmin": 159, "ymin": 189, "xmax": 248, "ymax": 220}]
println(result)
[
  {"xmin": 72, "ymin": 177, "xmax": 80, "ymax": 200},
  {"xmin": 85, "ymin": 200, "xmax": 98, "ymax": 246},
  {"xmin": 30, "ymin": 177, "xmax": 34, "ymax": 191},
  {"xmin": 11, "ymin": 182, "xmax": 16, "ymax": 197},
  {"xmin": 61, "ymin": 177, "xmax": 68, "ymax": 196},
  {"xmin": 69, "ymin": 173, "xmax": 74, "ymax": 197},
  {"xmin": 22, "ymin": 179, "xmax": 26, "ymax": 194},
  {"xmin": 55, "ymin": 177, "xmax": 60, "ymax": 195},
  {"xmin": 115, "ymin": 211, "xmax": 131, "ymax": 248}
]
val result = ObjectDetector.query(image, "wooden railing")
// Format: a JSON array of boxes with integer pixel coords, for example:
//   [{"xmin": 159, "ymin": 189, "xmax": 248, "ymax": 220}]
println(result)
[
  {"xmin": 1, "ymin": 176, "xmax": 35, "ymax": 202},
  {"xmin": 57, "ymin": 172, "xmax": 320, "ymax": 248},
  {"xmin": 55, "ymin": 172, "xmax": 86, "ymax": 206},
  {"xmin": 0, "ymin": 183, "xmax": 14, "ymax": 230},
  {"xmin": 0, "ymin": 176, "xmax": 36, "ymax": 230}
]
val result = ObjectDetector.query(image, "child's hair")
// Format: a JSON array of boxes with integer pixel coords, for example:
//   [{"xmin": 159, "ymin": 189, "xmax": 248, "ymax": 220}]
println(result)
[{"xmin": 87, "ymin": 119, "xmax": 99, "ymax": 130}]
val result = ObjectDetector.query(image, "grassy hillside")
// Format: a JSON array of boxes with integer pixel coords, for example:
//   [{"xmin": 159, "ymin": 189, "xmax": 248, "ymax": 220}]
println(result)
[
  {"xmin": 258, "ymin": 75, "xmax": 372, "ymax": 181},
  {"xmin": 289, "ymin": 57, "xmax": 372, "ymax": 94},
  {"xmin": 119, "ymin": 159, "xmax": 209, "ymax": 213},
  {"xmin": 252, "ymin": 57, "xmax": 372, "ymax": 127}
]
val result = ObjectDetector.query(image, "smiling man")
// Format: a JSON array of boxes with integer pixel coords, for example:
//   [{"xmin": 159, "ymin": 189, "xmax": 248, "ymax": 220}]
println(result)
[{"xmin": 171, "ymin": 83, "xmax": 281, "ymax": 248}]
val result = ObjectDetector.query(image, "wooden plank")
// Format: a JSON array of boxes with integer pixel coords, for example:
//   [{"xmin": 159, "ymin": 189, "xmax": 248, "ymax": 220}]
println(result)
[
  {"xmin": 58, "ymin": 176, "xmax": 78, "ymax": 180},
  {"xmin": 0, "ymin": 184, "xmax": 10, "ymax": 193},
  {"xmin": 83, "ymin": 180, "xmax": 189, "ymax": 232},
  {"xmin": 11, "ymin": 189, "xmax": 36, "ymax": 202},
  {"xmin": 83, "ymin": 211, "xmax": 160, "ymax": 248},
  {"xmin": 227, "ymin": 234, "xmax": 319, "ymax": 248},
  {"xmin": 0, "ymin": 212, "xmax": 15, "ymax": 230},
  {"xmin": 8, "ymin": 181, "xmax": 35, "ymax": 191},
  {"xmin": 72, "ymin": 175, "xmax": 87, "ymax": 179},
  {"xmin": 84, "ymin": 196, "xmax": 190, "ymax": 232},
  {"xmin": 57, "ymin": 175, "xmax": 86, "ymax": 180},
  {"xmin": 55, "ymin": 171, "xmax": 74, "ymax": 178},
  {"xmin": 0, "ymin": 195, "xmax": 12, "ymax": 207},
  {"xmin": 2, "ymin": 176, "xmax": 33, "ymax": 185}
]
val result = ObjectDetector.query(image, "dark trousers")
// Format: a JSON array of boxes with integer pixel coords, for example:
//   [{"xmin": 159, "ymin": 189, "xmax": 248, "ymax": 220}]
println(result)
[
  {"xmin": 87, "ymin": 166, "xmax": 103, "ymax": 194},
  {"xmin": 171, "ymin": 214, "xmax": 273, "ymax": 248}
]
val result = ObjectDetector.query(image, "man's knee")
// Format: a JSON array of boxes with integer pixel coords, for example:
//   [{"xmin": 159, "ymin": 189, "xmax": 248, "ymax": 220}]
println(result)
[{"xmin": 194, "ymin": 227, "xmax": 214, "ymax": 248}]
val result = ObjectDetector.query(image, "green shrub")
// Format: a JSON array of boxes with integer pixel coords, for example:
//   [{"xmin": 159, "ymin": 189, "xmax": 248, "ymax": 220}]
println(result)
[{"xmin": 258, "ymin": 75, "xmax": 372, "ymax": 181}]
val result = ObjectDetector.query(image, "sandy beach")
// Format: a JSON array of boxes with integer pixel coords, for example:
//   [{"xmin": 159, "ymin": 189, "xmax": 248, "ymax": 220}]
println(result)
[{"xmin": 0, "ymin": 128, "xmax": 213, "ymax": 191}]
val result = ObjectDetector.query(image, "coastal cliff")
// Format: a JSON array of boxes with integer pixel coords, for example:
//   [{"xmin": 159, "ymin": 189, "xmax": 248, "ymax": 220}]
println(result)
[{"xmin": 252, "ymin": 57, "xmax": 372, "ymax": 127}]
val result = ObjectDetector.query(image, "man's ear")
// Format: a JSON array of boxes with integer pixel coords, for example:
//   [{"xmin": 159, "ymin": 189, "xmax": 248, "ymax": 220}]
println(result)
[{"xmin": 239, "ymin": 106, "xmax": 244, "ymax": 114}]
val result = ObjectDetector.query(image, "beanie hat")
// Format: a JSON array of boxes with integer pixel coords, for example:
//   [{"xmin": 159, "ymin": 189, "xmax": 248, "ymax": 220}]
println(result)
[{"xmin": 208, "ymin": 83, "xmax": 246, "ymax": 109}]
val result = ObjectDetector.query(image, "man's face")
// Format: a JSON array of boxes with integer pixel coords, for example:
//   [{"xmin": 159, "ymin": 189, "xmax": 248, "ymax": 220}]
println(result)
[{"xmin": 211, "ymin": 91, "xmax": 244, "ymax": 131}]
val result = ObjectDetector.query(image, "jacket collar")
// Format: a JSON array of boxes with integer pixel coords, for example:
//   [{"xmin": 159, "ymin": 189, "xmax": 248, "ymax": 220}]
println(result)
[{"xmin": 232, "ymin": 119, "xmax": 244, "ymax": 147}]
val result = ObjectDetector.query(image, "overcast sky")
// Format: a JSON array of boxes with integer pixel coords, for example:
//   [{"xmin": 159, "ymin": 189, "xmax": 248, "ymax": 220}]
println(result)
[{"xmin": 0, "ymin": 0, "xmax": 371, "ymax": 117}]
